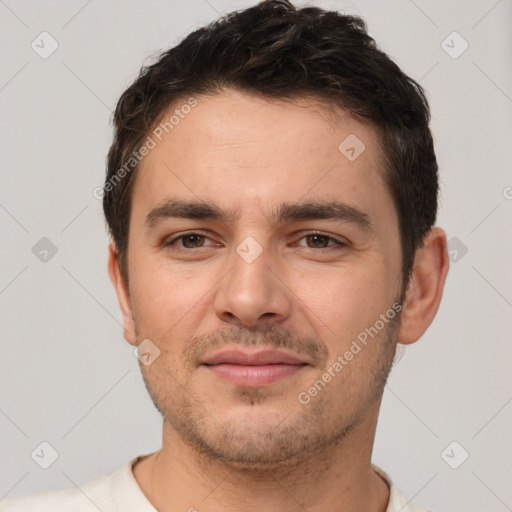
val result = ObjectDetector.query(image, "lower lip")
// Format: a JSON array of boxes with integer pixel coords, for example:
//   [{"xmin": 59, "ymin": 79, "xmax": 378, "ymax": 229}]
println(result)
[{"xmin": 203, "ymin": 363, "xmax": 306, "ymax": 387}]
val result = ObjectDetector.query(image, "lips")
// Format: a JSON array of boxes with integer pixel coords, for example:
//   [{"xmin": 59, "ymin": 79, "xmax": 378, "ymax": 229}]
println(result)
[
  {"xmin": 203, "ymin": 349, "xmax": 307, "ymax": 366},
  {"xmin": 202, "ymin": 349, "xmax": 308, "ymax": 387}
]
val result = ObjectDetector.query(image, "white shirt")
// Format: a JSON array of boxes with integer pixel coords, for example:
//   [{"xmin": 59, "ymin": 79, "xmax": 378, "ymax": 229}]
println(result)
[{"xmin": 0, "ymin": 455, "xmax": 432, "ymax": 511}]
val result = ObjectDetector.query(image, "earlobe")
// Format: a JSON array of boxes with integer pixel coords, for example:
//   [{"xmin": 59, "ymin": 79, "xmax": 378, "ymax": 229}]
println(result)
[
  {"xmin": 397, "ymin": 227, "xmax": 450, "ymax": 345},
  {"xmin": 107, "ymin": 241, "xmax": 137, "ymax": 346}
]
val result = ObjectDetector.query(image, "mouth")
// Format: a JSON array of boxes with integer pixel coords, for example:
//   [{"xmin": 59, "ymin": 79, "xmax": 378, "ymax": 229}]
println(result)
[{"xmin": 201, "ymin": 349, "xmax": 309, "ymax": 387}]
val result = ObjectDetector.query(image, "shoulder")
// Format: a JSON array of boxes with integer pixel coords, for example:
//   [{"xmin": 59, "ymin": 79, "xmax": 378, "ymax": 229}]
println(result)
[
  {"xmin": 0, "ymin": 455, "xmax": 155, "ymax": 512},
  {"xmin": 0, "ymin": 469, "xmax": 115, "ymax": 512},
  {"xmin": 372, "ymin": 463, "xmax": 433, "ymax": 512}
]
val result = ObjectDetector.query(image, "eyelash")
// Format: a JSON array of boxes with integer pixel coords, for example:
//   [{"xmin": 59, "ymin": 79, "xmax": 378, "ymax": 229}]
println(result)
[{"xmin": 164, "ymin": 231, "xmax": 347, "ymax": 253}]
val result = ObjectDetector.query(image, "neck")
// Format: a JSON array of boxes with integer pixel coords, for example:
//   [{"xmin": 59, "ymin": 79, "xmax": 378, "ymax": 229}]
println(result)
[{"xmin": 133, "ymin": 401, "xmax": 390, "ymax": 512}]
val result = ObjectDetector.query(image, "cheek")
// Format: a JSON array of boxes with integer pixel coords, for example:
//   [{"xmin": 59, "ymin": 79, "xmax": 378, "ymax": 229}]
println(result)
[
  {"xmin": 128, "ymin": 253, "xmax": 217, "ymax": 342},
  {"xmin": 294, "ymin": 257, "xmax": 392, "ymax": 337}
]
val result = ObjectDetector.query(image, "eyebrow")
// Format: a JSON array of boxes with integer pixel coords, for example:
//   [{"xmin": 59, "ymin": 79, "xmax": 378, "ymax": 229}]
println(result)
[{"xmin": 144, "ymin": 198, "xmax": 373, "ymax": 232}]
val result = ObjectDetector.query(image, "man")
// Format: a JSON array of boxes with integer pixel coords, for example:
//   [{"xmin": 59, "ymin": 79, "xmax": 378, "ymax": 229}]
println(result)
[{"xmin": 1, "ymin": 0, "xmax": 449, "ymax": 510}]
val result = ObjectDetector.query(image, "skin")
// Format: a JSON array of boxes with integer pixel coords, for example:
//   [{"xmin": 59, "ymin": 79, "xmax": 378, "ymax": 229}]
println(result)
[{"xmin": 108, "ymin": 88, "xmax": 449, "ymax": 512}]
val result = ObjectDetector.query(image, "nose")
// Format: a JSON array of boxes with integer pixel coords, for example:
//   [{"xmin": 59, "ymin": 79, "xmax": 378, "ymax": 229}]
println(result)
[{"xmin": 213, "ymin": 239, "xmax": 293, "ymax": 329}]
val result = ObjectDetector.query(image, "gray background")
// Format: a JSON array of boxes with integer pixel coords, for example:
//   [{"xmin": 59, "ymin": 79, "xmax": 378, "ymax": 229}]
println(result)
[{"xmin": 1, "ymin": 0, "xmax": 511, "ymax": 510}]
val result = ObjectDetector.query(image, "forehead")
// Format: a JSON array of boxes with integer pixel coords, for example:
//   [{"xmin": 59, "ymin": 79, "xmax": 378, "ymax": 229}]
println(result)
[{"xmin": 130, "ymin": 89, "xmax": 395, "ymax": 230}]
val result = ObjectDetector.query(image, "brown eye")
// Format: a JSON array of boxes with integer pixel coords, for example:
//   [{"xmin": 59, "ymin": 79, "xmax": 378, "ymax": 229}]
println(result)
[
  {"xmin": 299, "ymin": 232, "xmax": 345, "ymax": 249},
  {"xmin": 164, "ymin": 232, "xmax": 214, "ymax": 251},
  {"xmin": 305, "ymin": 234, "xmax": 333, "ymax": 248},
  {"xmin": 180, "ymin": 234, "xmax": 206, "ymax": 248}
]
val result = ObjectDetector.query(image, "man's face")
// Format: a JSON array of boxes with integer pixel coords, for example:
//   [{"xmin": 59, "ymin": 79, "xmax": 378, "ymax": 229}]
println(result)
[{"xmin": 122, "ymin": 89, "xmax": 404, "ymax": 468}]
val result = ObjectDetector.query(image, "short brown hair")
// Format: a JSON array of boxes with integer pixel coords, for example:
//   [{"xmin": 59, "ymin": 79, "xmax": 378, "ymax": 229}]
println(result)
[{"xmin": 103, "ymin": 0, "xmax": 438, "ymax": 293}]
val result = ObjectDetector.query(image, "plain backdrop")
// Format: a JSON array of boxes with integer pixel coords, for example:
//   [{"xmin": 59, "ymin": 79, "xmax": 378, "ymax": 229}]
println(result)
[{"xmin": 1, "ymin": 1, "xmax": 511, "ymax": 510}]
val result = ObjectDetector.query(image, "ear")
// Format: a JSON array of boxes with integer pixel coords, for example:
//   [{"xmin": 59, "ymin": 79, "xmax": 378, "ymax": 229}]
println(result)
[
  {"xmin": 107, "ymin": 241, "xmax": 137, "ymax": 346},
  {"xmin": 397, "ymin": 227, "xmax": 450, "ymax": 345}
]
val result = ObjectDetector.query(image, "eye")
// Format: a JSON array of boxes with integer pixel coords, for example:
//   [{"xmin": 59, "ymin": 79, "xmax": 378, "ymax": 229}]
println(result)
[
  {"xmin": 178, "ymin": 234, "xmax": 206, "ymax": 248},
  {"xmin": 163, "ymin": 231, "xmax": 346, "ymax": 254},
  {"xmin": 164, "ymin": 232, "xmax": 217, "ymax": 251},
  {"xmin": 297, "ymin": 232, "xmax": 346, "ymax": 250}
]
